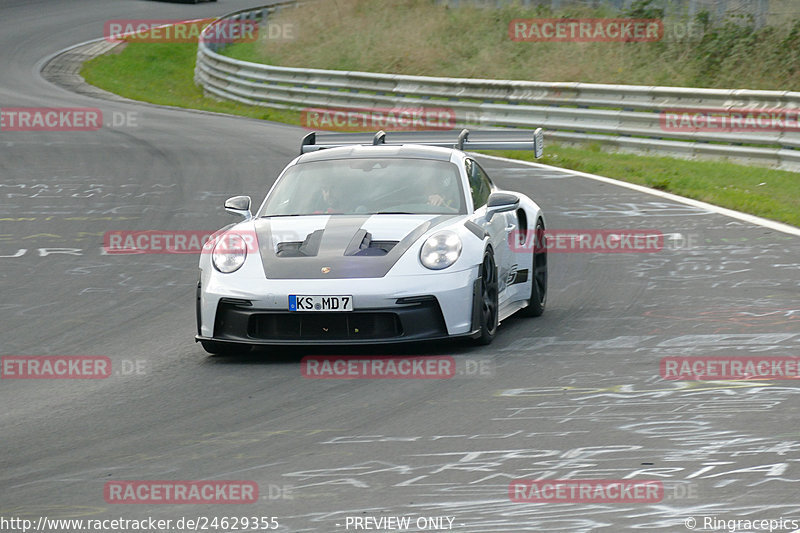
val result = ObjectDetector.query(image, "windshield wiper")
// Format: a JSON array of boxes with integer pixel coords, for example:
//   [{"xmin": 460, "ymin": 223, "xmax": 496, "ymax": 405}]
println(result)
[{"xmin": 370, "ymin": 211, "xmax": 416, "ymax": 215}]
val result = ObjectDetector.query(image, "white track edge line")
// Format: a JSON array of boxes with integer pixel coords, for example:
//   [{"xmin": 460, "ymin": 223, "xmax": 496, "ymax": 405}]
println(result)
[{"xmin": 476, "ymin": 153, "xmax": 800, "ymax": 237}]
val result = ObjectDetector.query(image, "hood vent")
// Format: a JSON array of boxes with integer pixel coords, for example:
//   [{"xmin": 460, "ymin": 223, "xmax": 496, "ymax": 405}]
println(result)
[
  {"xmin": 276, "ymin": 229, "xmax": 324, "ymax": 257},
  {"xmin": 276, "ymin": 228, "xmax": 398, "ymax": 257},
  {"xmin": 344, "ymin": 229, "xmax": 398, "ymax": 256}
]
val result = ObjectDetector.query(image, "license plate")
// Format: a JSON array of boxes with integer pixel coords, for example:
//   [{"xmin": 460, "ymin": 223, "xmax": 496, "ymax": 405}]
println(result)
[{"xmin": 289, "ymin": 295, "xmax": 353, "ymax": 312}]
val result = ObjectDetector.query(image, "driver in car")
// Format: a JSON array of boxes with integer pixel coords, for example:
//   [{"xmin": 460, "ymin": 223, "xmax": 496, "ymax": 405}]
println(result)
[
  {"xmin": 313, "ymin": 182, "xmax": 345, "ymax": 213},
  {"xmin": 420, "ymin": 172, "xmax": 456, "ymax": 209}
]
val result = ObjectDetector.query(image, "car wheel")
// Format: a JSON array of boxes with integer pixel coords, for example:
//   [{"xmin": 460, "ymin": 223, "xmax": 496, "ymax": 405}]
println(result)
[
  {"xmin": 200, "ymin": 340, "xmax": 245, "ymax": 356},
  {"xmin": 520, "ymin": 217, "xmax": 547, "ymax": 317},
  {"xmin": 474, "ymin": 250, "xmax": 499, "ymax": 345}
]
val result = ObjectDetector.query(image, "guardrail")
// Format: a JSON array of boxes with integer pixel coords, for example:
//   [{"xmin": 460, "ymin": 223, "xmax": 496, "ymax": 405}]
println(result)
[{"xmin": 195, "ymin": 5, "xmax": 800, "ymax": 171}]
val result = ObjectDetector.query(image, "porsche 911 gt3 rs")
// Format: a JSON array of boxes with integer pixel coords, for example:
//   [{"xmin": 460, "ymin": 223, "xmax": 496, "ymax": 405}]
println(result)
[{"xmin": 196, "ymin": 129, "xmax": 547, "ymax": 353}]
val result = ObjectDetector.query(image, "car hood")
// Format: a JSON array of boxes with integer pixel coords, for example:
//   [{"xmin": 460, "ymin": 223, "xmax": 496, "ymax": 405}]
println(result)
[{"xmin": 252, "ymin": 214, "xmax": 459, "ymax": 279}]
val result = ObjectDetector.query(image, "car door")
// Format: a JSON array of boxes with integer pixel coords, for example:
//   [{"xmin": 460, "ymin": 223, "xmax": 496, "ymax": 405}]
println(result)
[{"xmin": 466, "ymin": 159, "xmax": 514, "ymax": 300}]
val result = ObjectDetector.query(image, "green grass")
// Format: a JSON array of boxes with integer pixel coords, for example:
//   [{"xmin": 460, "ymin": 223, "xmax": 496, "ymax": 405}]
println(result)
[
  {"xmin": 497, "ymin": 145, "xmax": 800, "ymax": 226},
  {"xmin": 81, "ymin": 42, "xmax": 299, "ymax": 123},
  {"xmin": 80, "ymin": 23, "xmax": 800, "ymax": 228}
]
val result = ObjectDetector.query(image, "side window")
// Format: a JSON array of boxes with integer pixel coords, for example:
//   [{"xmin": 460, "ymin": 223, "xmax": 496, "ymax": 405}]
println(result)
[
  {"xmin": 465, "ymin": 159, "xmax": 491, "ymax": 209},
  {"xmin": 474, "ymin": 161, "xmax": 495, "ymax": 196}
]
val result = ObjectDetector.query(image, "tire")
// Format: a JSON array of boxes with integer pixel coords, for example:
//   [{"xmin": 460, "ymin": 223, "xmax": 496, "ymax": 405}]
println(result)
[
  {"xmin": 520, "ymin": 218, "xmax": 547, "ymax": 317},
  {"xmin": 474, "ymin": 250, "xmax": 499, "ymax": 345},
  {"xmin": 200, "ymin": 340, "xmax": 245, "ymax": 356}
]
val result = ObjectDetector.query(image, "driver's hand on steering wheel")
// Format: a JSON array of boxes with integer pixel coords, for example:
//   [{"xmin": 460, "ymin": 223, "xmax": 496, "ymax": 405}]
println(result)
[{"xmin": 428, "ymin": 194, "xmax": 447, "ymax": 207}]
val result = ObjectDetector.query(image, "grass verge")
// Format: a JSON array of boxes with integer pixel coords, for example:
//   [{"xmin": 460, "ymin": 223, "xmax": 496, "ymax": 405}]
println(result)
[
  {"xmin": 81, "ymin": 41, "xmax": 299, "ymax": 123},
  {"xmin": 498, "ymin": 145, "xmax": 800, "ymax": 227}
]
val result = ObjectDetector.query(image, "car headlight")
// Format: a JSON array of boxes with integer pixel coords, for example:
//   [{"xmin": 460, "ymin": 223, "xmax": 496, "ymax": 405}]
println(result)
[
  {"xmin": 212, "ymin": 233, "xmax": 247, "ymax": 273},
  {"xmin": 420, "ymin": 231, "xmax": 462, "ymax": 270}
]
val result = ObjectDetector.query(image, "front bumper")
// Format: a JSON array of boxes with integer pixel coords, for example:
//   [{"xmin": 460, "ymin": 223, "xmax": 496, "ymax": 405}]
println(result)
[
  {"xmin": 197, "ymin": 268, "xmax": 479, "ymax": 345},
  {"xmin": 196, "ymin": 297, "xmax": 460, "ymax": 345}
]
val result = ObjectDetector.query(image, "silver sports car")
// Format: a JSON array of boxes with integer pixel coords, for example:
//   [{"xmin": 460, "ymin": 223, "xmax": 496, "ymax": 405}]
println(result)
[{"xmin": 196, "ymin": 129, "xmax": 547, "ymax": 353}]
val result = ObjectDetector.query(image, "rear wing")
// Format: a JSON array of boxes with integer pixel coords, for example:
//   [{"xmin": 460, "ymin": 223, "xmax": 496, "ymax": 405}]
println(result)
[{"xmin": 300, "ymin": 128, "xmax": 544, "ymax": 158}]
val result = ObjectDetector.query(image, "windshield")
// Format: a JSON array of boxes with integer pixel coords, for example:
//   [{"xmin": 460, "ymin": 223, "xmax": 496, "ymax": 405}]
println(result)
[{"xmin": 259, "ymin": 158, "xmax": 466, "ymax": 216}]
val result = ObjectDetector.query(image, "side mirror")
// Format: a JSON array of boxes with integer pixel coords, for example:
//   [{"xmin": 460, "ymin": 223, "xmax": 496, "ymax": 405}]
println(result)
[
  {"xmin": 224, "ymin": 195, "xmax": 252, "ymax": 220},
  {"xmin": 485, "ymin": 192, "xmax": 519, "ymax": 221}
]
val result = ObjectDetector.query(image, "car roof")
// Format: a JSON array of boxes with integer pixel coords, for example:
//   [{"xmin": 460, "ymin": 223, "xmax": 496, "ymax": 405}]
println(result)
[{"xmin": 297, "ymin": 144, "xmax": 457, "ymax": 163}]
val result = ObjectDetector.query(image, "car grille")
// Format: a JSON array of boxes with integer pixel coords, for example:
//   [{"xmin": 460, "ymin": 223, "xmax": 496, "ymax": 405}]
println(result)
[
  {"xmin": 249, "ymin": 312, "xmax": 402, "ymax": 340},
  {"xmin": 212, "ymin": 297, "xmax": 448, "ymax": 343}
]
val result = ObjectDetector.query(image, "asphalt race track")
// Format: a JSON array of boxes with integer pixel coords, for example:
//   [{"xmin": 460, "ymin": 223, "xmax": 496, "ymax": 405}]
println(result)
[{"xmin": 1, "ymin": 1, "xmax": 799, "ymax": 531}]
